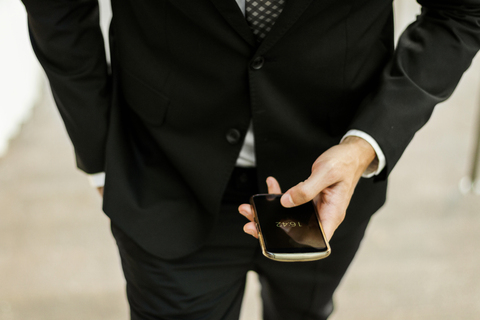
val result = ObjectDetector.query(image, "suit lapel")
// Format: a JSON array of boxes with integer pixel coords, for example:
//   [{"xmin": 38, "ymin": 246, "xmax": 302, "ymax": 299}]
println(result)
[
  {"xmin": 209, "ymin": 0, "xmax": 256, "ymax": 47},
  {"xmin": 209, "ymin": 0, "xmax": 313, "ymax": 52},
  {"xmin": 256, "ymin": 0, "xmax": 314, "ymax": 53}
]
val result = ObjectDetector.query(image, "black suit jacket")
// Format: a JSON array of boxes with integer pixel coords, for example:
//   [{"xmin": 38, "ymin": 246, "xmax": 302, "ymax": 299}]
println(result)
[{"xmin": 22, "ymin": 0, "xmax": 480, "ymax": 258}]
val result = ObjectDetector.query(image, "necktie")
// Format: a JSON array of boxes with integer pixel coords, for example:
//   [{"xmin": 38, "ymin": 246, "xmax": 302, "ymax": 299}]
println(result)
[{"xmin": 245, "ymin": 0, "xmax": 286, "ymax": 42}]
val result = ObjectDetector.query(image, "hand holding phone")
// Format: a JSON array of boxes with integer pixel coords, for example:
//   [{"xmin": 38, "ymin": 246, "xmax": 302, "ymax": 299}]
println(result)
[
  {"xmin": 239, "ymin": 177, "xmax": 330, "ymax": 261},
  {"xmin": 249, "ymin": 194, "xmax": 331, "ymax": 262}
]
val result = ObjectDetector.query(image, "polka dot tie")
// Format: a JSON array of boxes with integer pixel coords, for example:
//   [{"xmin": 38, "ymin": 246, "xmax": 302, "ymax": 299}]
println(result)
[{"xmin": 245, "ymin": 0, "xmax": 286, "ymax": 42}]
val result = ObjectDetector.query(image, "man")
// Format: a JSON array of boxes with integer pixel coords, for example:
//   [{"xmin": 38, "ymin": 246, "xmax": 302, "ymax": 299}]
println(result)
[{"xmin": 20, "ymin": 0, "xmax": 480, "ymax": 319}]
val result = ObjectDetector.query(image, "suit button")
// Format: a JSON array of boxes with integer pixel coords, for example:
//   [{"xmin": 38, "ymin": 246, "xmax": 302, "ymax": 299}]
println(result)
[
  {"xmin": 226, "ymin": 129, "xmax": 242, "ymax": 145},
  {"xmin": 250, "ymin": 56, "xmax": 264, "ymax": 70}
]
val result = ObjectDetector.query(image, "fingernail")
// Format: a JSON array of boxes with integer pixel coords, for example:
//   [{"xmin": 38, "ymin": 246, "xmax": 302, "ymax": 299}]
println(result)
[{"xmin": 244, "ymin": 225, "xmax": 256, "ymax": 237}]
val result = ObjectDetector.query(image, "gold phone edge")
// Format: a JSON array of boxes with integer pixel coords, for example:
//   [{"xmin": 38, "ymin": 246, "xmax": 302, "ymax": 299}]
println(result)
[{"xmin": 250, "ymin": 194, "xmax": 332, "ymax": 263}]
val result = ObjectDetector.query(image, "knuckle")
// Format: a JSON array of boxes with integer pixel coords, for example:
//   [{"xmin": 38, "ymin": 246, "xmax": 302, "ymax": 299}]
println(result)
[
  {"xmin": 295, "ymin": 183, "xmax": 315, "ymax": 202},
  {"xmin": 312, "ymin": 160, "xmax": 343, "ymax": 183},
  {"xmin": 325, "ymin": 163, "xmax": 342, "ymax": 180}
]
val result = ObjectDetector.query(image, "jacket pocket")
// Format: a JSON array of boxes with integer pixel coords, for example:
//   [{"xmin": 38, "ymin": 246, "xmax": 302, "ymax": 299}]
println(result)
[{"xmin": 120, "ymin": 71, "xmax": 170, "ymax": 126}]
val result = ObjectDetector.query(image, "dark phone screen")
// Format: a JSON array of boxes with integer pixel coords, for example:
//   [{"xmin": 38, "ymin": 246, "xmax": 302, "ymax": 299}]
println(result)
[{"xmin": 252, "ymin": 194, "xmax": 328, "ymax": 254}]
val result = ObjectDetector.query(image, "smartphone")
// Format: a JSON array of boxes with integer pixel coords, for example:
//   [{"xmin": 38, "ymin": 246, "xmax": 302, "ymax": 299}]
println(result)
[{"xmin": 250, "ymin": 194, "xmax": 331, "ymax": 262}]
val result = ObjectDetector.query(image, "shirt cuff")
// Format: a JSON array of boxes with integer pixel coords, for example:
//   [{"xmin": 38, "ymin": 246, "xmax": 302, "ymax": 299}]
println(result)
[
  {"xmin": 341, "ymin": 130, "xmax": 386, "ymax": 178},
  {"xmin": 88, "ymin": 172, "xmax": 106, "ymax": 187}
]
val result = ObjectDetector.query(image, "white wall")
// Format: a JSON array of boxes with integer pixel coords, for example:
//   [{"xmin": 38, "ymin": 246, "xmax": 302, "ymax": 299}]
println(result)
[
  {"xmin": 0, "ymin": 0, "xmax": 42, "ymax": 157},
  {"xmin": 0, "ymin": 0, "xmax": 111, "ymax": 159},
  {"xmin": 394, "ymin": 0, "xmax": 421, "ymax": 41}
]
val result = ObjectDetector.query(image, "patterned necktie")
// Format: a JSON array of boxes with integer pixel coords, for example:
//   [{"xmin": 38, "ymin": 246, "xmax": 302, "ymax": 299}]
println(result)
[{"xmin": 245, "ymin": 0, "xmax": 286, "ymax": 42}]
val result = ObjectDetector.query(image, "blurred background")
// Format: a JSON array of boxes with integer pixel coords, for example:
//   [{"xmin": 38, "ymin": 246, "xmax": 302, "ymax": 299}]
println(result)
[{"xmin": 1, "ymin": 1, "xmax": 480, "ymax": 319}]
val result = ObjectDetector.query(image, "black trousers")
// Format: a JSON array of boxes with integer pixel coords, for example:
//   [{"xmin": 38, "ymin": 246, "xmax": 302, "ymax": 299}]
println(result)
[{"xmin": 111, "ymin": 167, "xmax": 369, "ymax": 320}]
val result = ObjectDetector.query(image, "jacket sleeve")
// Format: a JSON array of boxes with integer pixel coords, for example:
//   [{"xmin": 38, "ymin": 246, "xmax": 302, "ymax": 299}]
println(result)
[
  {"xmin": 350, "ymin": 0, "xmax": 480, "ymax": 180},
  {"xmin": 21, "ymin": 0, "xmax": 110, "ymax": 174}
]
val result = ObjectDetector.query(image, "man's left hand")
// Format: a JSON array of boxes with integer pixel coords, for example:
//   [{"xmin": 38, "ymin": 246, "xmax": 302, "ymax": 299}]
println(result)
[{"xmin": 238, "ymin": 136, "xmax": 376, "ymax": 241}]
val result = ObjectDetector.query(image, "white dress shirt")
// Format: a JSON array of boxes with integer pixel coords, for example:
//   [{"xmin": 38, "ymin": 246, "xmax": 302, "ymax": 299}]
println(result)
[{"xmin": 88, "ymin": 0, "xmax": 386, "ymax": 187}]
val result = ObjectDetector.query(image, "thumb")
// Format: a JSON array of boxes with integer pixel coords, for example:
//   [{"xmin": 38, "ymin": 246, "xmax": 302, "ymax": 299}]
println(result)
[{"xmin": 280, "ymin": 174, "xmax": 328, "ymax": 208}]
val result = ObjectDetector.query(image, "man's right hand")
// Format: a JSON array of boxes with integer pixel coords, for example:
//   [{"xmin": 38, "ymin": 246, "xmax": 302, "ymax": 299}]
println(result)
[{"xmin": 239, "ymin": 136, "xmax": 376, "ymax": 242}]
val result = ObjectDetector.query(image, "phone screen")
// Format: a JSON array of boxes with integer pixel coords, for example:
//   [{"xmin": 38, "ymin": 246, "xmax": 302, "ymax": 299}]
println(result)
[{"xmin": 251, "ymin": 194, "xmax": 328, "ymax": 254}]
